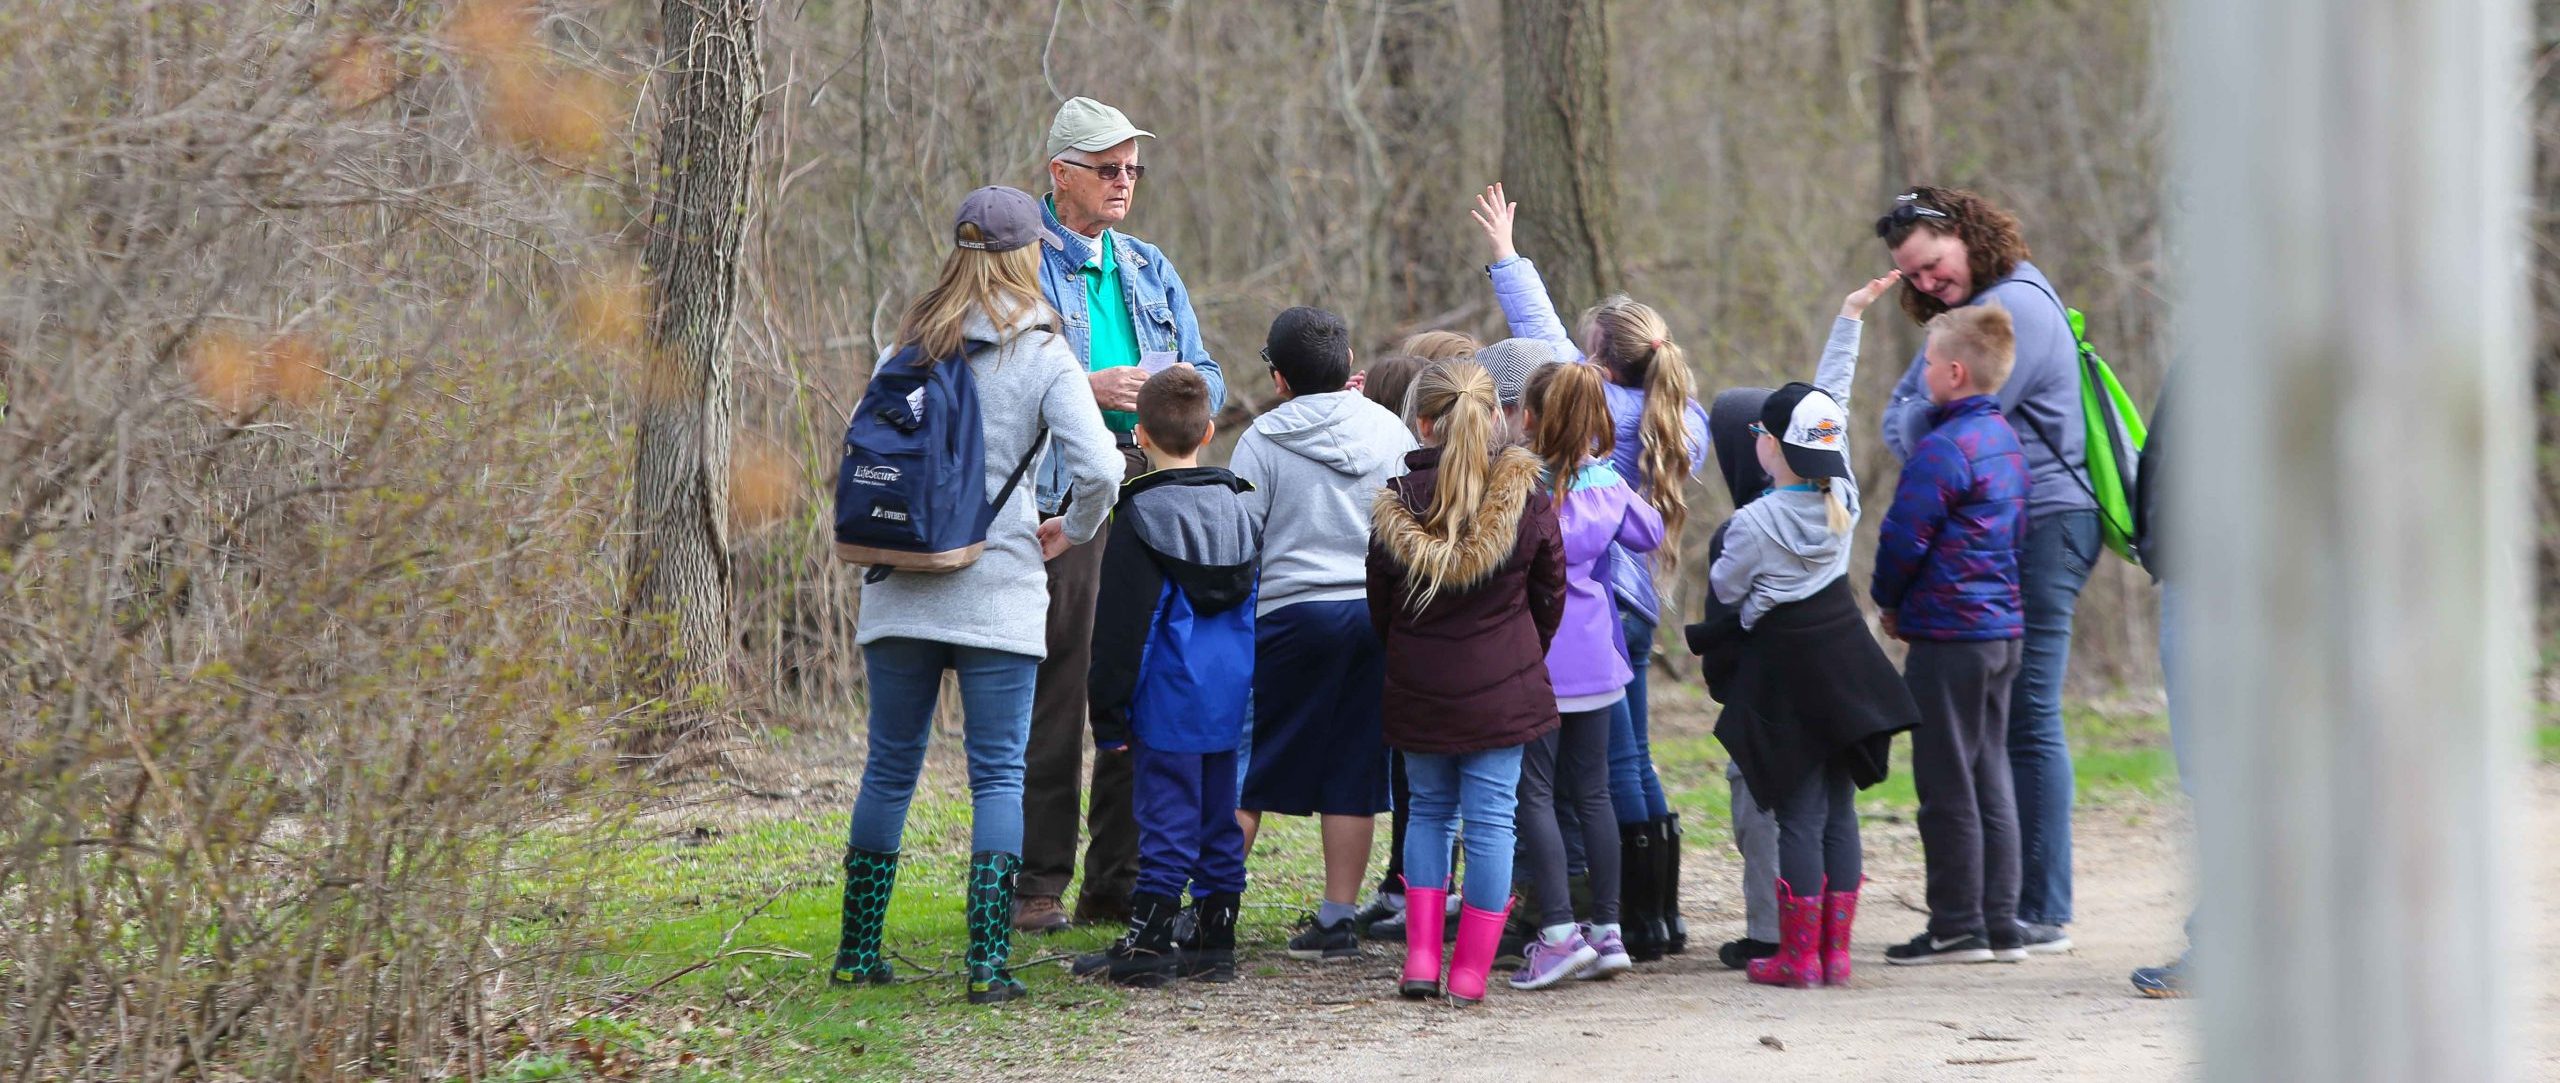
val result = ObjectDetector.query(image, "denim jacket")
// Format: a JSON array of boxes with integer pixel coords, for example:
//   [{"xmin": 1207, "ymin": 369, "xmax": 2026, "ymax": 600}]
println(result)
[{"xmin": 1034, "ymin": 198, "xmax": 1225, "ymax": 513}]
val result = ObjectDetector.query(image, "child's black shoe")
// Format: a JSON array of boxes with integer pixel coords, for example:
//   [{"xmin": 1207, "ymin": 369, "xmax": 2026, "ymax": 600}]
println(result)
[
  {"xmin": 1284, "ymin": 913, "xmax": 1360, "ymax": 963},
  {"xmin": 1072, "ymin": 891, "xmax": 1184, "ymax": 988}
]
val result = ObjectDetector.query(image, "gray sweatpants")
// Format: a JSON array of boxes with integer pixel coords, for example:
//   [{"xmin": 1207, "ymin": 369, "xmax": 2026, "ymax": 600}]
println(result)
[
  {"xmin": 1728, "ymin": 761, "xmax": 1780, "ymax": 942},
  {"xmin": 1517, "ymin": 707, "xmax": 1620, "ymax": 928},
  {"xmin": 1907, "ymin": 638, "xmax": 2026, "ymax": 939}
]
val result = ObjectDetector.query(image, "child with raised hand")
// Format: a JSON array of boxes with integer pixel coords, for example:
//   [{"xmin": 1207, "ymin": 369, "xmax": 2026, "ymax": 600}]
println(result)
[
  {"xmin": 1871, "ymin": 304, "xmax": 2032, "ymax": 967},
  {"xmin": 1691, "ymin": 271, "xmax": 1921, "ymax": 990},
  {"xmin": 1075, "ymin": 368, "xmax": 1261, "ymax": 987},
  {"xmin": 1507, "ymin": 362, "xmax": 1665, "ymax": 990},
  {"xmin": 1472, "ymin": 182, "xmax": 1710, "ymax": 960},
  {"xmin": 1368, "ymin": 361, "xmax": 1567, "ymax": 1005}
]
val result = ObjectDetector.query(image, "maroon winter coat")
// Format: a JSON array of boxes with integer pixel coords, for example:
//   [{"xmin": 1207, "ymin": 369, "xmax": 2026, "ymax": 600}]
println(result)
[{"xmin": 1365, "ymin": 445, "xmax": 1568, "ymax": 755}]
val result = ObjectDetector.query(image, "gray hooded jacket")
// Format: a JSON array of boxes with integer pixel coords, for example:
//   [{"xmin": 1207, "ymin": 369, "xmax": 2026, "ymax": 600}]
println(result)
[
  {"xmin": 1228, "ymin": 389, "xmax": 1417, "ymax": 616},
  {"xmin": 1710, "ymin": 317, "xmax": 1867, "ymax": 629}
]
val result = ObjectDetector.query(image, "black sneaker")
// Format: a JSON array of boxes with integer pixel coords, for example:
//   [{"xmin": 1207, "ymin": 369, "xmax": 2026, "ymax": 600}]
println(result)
[
  {"xmin": 1284, "ymin": 915, "xmax": 1361, "ymax": 962},
  {"xmin": 1988, "ymin": 925, "xmax": 2028, "ymax": 963},
  {"xmin": 1351, "ymin": 893, "xmax": 1404, "ymax": 938},
  {"xmin": 2019, "ymin": 922, "xmax": 2075, "ymax": 955},
  {"xmin": 1717, "ymin": 937, "xmax": 1779, "ymax": 970},
  {"xmin": 1883, "ymin": 930, "xmax": 1996, "ymax": 965}
]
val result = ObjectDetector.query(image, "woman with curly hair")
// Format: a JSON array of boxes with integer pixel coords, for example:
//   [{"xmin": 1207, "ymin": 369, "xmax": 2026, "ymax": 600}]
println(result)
[{"xmin": 1874, "ymin": 185, "xmax": 2095, "ymax": 958}]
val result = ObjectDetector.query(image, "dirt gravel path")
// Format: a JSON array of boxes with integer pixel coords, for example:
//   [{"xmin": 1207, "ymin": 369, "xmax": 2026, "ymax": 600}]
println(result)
[{"xmin": 1021, "ymin": 770, "xmax": 2560, "ymax": 1083}]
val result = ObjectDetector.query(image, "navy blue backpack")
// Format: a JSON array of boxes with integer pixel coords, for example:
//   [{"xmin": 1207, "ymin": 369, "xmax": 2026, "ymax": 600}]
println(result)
[{"xmin": 833, "ymin": 341, "xmax": 1045, "ymax": 581}]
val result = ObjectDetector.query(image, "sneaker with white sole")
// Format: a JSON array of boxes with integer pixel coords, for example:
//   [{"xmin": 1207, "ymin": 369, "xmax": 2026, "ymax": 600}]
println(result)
[
  {"xmin": 1988, "ymin": 924, "xmax": 2029, "ymax": 962},
  {"xmin": 1508, "ymin": 929, "xmax": 1599, "ymax": 990},
  {"xmin": 2018, "ymin": 921, "xmax": 2074, "ymax": 955},
  {"xmin": 1883, "ymin": 930, "xmax": 1996, "ymax": 965},
  {"xmin": 1575, "ymin": 925, "xmax": 1633, "ymax": 980},
  {"xmin": 1284, "ymin": 915, "xmax": 1360, "ymax": 962}
]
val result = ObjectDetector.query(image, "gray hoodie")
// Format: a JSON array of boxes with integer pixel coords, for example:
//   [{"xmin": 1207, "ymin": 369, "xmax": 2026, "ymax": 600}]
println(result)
[
  {"xmin": 1228, "ymin": 389, "xmax": 1418, "ymax": 616},
  {"xmin": 1710, "ymin": 316, "xmax": 1866, "ymax": 630}
]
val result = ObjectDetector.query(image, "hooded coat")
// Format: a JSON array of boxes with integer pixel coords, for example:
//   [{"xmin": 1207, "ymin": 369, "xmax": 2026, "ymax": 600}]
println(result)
[
  {"xmin": 1227, "ymin": 389, "xmax": 1417, "ymax": 616},
  {"xmin": 1366, "ymin": 446, "xmax": 1568, "ymax": 755},
  {"xmin": 1087, "ymin": 467, "xmax": 1261, "ymax": 753}
]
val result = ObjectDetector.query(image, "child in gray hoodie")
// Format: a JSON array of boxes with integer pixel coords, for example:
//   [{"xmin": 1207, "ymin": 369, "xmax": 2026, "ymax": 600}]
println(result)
[{"xmin": 1228, "ymin": 306, "xmax": 1418, "ymax": 959}]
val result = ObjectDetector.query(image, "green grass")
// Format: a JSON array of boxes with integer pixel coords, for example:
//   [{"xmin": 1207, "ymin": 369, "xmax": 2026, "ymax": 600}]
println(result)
[{"xmin": 515, "ymin": 694, "xmax": 2180, "ymax": 1081}]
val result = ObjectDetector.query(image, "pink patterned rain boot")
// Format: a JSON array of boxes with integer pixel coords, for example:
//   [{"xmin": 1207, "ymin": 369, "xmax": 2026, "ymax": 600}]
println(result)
[{"xmin": 1746, "ymin": 878, "xmax": 1822, "ymax": 989}]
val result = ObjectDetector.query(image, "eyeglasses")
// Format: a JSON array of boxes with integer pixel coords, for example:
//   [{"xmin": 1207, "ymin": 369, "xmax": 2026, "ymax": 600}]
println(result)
[
  {"xmin": 1873, "ymin": 191, "xmax": 1951, "ymax": 238},
  {"xmin": 1058, "ymin": 159, "xmax": 1147, "ymax": 182},
  {"xmin": 1259, "ymin": 345, "xmax": 1274, "ymax": 371}
]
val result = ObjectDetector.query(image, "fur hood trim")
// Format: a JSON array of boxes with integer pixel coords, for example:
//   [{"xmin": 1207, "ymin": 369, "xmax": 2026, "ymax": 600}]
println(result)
[{"xmin": 1372, "ymin": 446, "xmax": 1544, "ymax": 599}]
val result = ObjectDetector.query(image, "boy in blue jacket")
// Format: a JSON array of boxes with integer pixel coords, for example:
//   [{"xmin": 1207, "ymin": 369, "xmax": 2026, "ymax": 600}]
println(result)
[
  {"xmin": 1872, "ymin": 304, "xmax": 2033, "ymax": 966},
  {"xmin": 1075, "ymin": 367, "xmax": 1262, "ymax": 986}
]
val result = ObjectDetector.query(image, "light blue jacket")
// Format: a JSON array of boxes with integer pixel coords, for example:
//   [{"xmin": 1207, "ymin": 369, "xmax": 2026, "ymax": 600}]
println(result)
[{"xmin": 1034, "ymin": 198, "xmax": 1225, "ymax": 513}]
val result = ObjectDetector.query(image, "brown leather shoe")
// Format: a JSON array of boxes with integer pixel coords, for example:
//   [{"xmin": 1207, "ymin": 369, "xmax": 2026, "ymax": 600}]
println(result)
[
  {"xmin": 1012, "ymin": 894, "xmax": 1070, "ymax": 934},
  {"xmin": 1071, "ymin": 891, "xmax": 1133, "ymax": 928}
]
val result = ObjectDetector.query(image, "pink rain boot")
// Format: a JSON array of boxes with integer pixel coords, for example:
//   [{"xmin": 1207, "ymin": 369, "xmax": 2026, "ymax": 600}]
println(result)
[
  {"xmin": 1446, "ymin": 901, "xmax": 1510, "ymax": 1005},
  {"xmin": 1747, "ymin": 878, "xmax": 1822, "ymax": 989},
  {"xmin": 1401, "ymin": 885, "xmax": 1449, "ymax": 999},
  {"xmin": 1821, "ymin": 879, "xmax": 1862, "ymax": 987}
]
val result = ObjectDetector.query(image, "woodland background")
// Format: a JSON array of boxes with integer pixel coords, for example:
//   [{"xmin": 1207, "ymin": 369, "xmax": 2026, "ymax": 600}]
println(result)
[{"xmin": 0, "ymin": 0, "xmax": 2549, "ymax": 1078}]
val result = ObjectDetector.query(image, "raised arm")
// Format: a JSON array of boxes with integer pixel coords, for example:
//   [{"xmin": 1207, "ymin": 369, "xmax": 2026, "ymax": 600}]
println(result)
[{"xmin": 1473, "ymin": 182, "xmax": 1587, "ymax": 362}]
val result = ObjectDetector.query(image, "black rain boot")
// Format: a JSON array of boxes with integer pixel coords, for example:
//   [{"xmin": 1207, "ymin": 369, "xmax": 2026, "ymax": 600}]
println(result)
[
  {"xmin": 1618, "ymin": 822, "xmax": 1664, "ymax": 962},
  {"xmin": 1072, "ymin": 890, "xmax": 1182, "ymax": 988},
  {"xmin": 1661, "ymin": 814, "xmax": 1690, "ymax": 955},
  {"xmin": 964, "ymin": 851, "xmax": 1029, "ymax": 1005},
  {"xmin": 1184, "ymin": 891, "xmax": 1241, "ymax": 983},
  {"xmin": 830, "ymin": 845, "xmax": 899, "ymax": 986}
]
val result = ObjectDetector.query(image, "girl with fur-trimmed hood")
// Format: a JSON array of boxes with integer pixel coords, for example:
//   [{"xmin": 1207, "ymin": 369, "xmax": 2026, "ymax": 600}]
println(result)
[{"xmin": 1365, "ymin": 360, "xmax": 1567, "ymax": 1006}]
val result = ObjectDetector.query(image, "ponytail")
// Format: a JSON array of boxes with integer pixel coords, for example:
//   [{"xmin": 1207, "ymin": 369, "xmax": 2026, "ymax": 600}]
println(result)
[
  {"xmin": 1580, "ymin": 296, "xmax": 1698, "ymax": 570},
  {"xmin": 1818, "ymin": 478, "xmax": 1851, "ymax": 536},
  {"xmin": 1405, "ymin": 361, "xmax": 1504, "ymax": 610},
  {"xmin": 1524, "ymin": 362, "xmax": 1615, "ymax": 503}
]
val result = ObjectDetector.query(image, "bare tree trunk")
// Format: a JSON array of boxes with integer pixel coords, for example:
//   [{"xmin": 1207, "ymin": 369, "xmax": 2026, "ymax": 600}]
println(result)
[
  {"xmin": 2531, "ymin": 0, "xmax": 2560, "ymax": 652},
  {"xmin": 1500, "ymin": 0, "xmax": 1621, "ymax": 317},
  {"xmin": 621, "ymin": 0, "xmax": 763, "ymax": 761},
  {"xmin": 1379, "ymin": 0, "xmax": 1473, "ymax": 334},
  {"xmin": 1859, "ymin": 0, "xmax": 1933, "ymax": 487}
]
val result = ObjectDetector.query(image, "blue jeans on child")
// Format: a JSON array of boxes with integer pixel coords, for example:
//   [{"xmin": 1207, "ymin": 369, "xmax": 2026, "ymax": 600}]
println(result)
[
  {"xmin": 847, "ymin": 638, "xmax": 1037, "ymax": 856},
  {"xmin": 1403, "ymin": 746, "xmax": 1525, "ymax": 912},
  {"xmin": 1607, "ymin": 610, "xmax": 1673, "ymax": 824},
  {"xmin": 2011, "ymin": 509, "xmax": 2100, "ymax": 928},
  {"xmin": 1132, "ymin": 744, "xmax": 1248, "ymax": 899}
]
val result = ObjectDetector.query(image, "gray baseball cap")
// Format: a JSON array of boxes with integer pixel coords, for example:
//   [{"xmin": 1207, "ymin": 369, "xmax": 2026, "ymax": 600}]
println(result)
[
  {"xmin": 1476, "ymin": 337, "xmax": 1563, "ymax": 408},
  {"xmin": 1045, "ymin": 96, "xmax": 1155, "ymax": 161},
  {"xmin": 952, "ymin": 185, "xmax": 1042, "ymax": 252}
]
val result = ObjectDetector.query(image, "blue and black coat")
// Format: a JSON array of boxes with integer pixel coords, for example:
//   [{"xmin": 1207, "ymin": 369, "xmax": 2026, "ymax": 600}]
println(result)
[{"xmin": 1088, "ymin": 467, "xmax": 1261, "ymax": 753}]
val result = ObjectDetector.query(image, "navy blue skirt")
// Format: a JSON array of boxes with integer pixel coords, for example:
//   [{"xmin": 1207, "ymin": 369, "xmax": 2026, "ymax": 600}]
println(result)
[{"xmin": 1240, "ymin": 598, "xmax": 1391, "ymax": 816}]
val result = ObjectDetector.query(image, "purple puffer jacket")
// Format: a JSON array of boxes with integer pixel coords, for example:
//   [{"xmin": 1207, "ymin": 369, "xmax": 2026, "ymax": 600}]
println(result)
[
  {"xmin": 1487, "ymin": 255, "xmax": 1707, "ymax": 624},
  {"xmin": 1544, "ymin": 460, "xmax": 1666, "ymax": 698}
]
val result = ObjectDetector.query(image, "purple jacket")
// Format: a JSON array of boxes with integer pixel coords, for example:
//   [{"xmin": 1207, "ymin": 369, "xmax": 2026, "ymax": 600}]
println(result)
[
  {"xmin": 1871, "ymin": 395, "xmax": 2029, "ymax": 641},
  {"xmin": 1487, "ymin": 255, "xmax": 1707, "ymax": 624},
  {"xmin": 1544, "ymin": 461, "xmax": 1666, "ymax": 698}
]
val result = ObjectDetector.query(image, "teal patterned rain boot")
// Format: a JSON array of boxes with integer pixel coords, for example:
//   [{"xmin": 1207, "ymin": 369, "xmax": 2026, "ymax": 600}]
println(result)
[
  {"xmin": 830, "ymin": 845, "xmax": 899, "ymax": 986},
  {"xmin": 964, "ymin": 851, "xmax": 1028, "ymax": 1005}
]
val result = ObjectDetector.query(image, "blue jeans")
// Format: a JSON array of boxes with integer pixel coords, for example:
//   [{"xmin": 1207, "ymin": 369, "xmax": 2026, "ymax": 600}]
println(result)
[
  {"xmin": 1606, "ymin": 610, "xmax": 1672, "ymax": 824},
  {"xmin": 848, "ymin": 638, "xmax": 1038, "ymax": 856},
  {"xmin": 2010, "ymin": 510, "xmax": 2100, "ymax": 927},
  {"xmin": 1403, "ymin": 745, "xmax": 1525, "ymax": 912},
  {"xmin": 1133, "ymin": 745, "xmax": 1247, "ymax": 899},
  {"xmin": 2159, "ymin": 581, "xmax": 2193, "ymax": 797}
]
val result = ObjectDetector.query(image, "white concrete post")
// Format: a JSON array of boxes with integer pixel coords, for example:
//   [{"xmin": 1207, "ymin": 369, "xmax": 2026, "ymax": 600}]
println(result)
[{"xmin": 2169, "ymin": 1, "xmax": 2532, "ymax": 1081}]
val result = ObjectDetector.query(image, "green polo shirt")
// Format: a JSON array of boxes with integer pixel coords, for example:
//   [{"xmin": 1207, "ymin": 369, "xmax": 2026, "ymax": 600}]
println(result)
[{"xmin": 1076, "ymin": 223, "xmax": 1142, "ymax": 432}]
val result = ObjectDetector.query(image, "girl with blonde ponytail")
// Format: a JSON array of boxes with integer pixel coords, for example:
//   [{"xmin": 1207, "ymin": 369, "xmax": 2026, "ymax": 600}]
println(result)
[
  {"xmin": 1470, "ymin": 182, "xmax": 1710, "ymax": 960},
  {"xmin": 1367, "ymin": 360, "xmax": 1567, "ymax": 1005}
]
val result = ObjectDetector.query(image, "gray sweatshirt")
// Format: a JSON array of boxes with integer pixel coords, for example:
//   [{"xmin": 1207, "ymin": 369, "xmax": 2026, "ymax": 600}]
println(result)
[
  {"xmin": 1881, "ymin": 261, "xmax": 2093, "ymax": 521},
  {"xmin": 1227, "ymin": 389, "xmax": 1417, "ymax": 616},
  {"xmin": 855, "ymin": 307, "xmax": 1123, "ymax": 659},
  {"xmin": 1711, "ymin": 316, "xmax": 1866, "ymax": 630}
]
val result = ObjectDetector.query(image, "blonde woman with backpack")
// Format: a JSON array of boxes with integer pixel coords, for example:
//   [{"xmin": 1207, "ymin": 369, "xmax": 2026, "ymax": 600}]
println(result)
[{"xmin": 829, "ymin": 186, "xmax": 1121, "ymax": 1005}]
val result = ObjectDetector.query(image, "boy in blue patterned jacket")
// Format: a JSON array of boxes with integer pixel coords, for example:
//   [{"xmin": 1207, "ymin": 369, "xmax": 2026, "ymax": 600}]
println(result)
[{"xmin": 1872, "ymin": 304, "xmax": 2034, "ymax": 966}]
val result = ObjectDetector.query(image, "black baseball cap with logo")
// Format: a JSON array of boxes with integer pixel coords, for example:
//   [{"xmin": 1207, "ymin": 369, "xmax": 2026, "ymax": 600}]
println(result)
[{"xmin": 1759, "ymin": 381, "xmax": 1851, "ymax": 480}]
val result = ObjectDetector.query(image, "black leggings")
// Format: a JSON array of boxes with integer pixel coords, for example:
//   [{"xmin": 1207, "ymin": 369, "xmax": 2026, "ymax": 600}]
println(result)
[
  {"xmin": 1516, "ymin": 707, "xmax": 1621, "ymax": 927},
  {"xmin": 1772, "ymin": 758, "xmax": 1861, "ymax": 897}
]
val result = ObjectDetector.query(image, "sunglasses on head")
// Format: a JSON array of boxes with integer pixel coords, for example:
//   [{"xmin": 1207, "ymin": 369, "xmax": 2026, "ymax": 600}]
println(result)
[
  {"xmin": 1873, "ymin": 191, "xmax": 1951, "ymax": 238},
  {"xmin": 1059, "ymin": 159, "xmax": 1147, "ymax": 182}
]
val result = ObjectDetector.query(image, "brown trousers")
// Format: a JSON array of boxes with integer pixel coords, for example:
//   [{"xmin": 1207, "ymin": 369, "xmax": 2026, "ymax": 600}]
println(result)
[{"xmin": 1017, "ymin": 440, "xmax": 1148, "ymax": 901}]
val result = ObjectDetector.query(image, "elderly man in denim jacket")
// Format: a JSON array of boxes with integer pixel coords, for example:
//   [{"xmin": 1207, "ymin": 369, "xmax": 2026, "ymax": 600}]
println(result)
[{"xmin": 1014, "ymin": 96, "xmax": 1227, "ymax": 934}]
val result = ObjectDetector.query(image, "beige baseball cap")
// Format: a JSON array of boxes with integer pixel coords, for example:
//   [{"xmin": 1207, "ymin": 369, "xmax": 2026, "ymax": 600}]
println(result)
[{"xmin": 1045, "ymin": 97, "xmax": 1155, "ymax": 161}]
